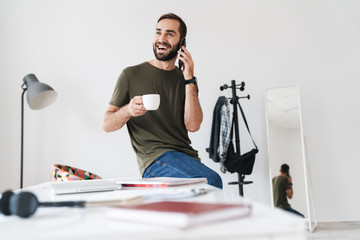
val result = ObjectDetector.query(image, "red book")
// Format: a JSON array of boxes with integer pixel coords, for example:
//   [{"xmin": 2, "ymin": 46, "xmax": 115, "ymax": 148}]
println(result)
[{"xmin": 107, "ymin": 201, "xmax": 251, "ymax": 229}]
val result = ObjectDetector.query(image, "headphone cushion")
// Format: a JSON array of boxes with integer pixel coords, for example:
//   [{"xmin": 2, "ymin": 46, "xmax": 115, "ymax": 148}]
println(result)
[
  {"xmin": 0, "ymin": 190, "xmax": 14, "ymax": 216},
  {"xmin": 9, "ymin": 192, "xmax": 39, "ymax": 218}
]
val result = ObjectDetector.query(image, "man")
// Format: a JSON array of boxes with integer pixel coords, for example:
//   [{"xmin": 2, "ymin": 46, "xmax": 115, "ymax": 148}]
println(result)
[
  {"xmin": 272, "ymin": 164, "xmax": 304, "ymax": 217},
  {"xmin": 103, "ymin": 13, "xmax": 223, "ymax": 188}
]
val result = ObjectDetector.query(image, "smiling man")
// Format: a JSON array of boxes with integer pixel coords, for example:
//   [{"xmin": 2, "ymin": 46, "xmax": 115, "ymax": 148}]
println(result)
[{"xmin": 103, "ymin": 13, "xmax": 223, "ymax": 188}]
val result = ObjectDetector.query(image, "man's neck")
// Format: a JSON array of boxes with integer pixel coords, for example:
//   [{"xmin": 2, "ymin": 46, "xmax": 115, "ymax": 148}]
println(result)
[
  {"xmin": 148, "ymin": 58, "xmax": 177, "ymax": 71},
  {"xmin": 279, "ymin": 173, "xmax": 287, "ymax": 177}
]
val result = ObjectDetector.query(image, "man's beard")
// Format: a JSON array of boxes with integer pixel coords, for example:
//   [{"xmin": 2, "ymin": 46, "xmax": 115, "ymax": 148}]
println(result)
[{"xmin": 153, "ymin": 41, "xmax": 181, "ymax": 61}]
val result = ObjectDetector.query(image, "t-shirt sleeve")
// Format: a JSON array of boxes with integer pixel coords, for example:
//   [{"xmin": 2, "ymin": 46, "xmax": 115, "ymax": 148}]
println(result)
[{"xmin": 109, "ymin": 70, "xmax": 129, "ymax": 108}]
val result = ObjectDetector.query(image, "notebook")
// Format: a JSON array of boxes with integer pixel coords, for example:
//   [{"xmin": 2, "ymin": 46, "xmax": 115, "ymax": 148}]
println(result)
[{"xmin": 50, "ymin": 179, "xmax": 122, "ymax": 195}]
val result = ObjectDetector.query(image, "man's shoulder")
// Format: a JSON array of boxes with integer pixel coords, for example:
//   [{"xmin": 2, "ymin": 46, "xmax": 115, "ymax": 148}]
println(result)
[
  {"xmin": 278, "ymin": 175, "xmax": 288, "ymax": 181},
  {"xmin": 123, "ymin": 62, "xmax": 149, "ymax": 73},
  {"xmin": 273, "ymin": 175, "xmax": 287, "ymax": 182}
]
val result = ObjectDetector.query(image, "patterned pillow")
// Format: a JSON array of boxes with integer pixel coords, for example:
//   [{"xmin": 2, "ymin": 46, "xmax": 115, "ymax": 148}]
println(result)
[{"xmin": 51, "ymin": 164, "xmax": 101, "ymax": 181}]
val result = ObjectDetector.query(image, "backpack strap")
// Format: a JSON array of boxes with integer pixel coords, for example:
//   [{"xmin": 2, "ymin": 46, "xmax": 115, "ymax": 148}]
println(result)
[{"xmin": 237, "ymin": 102, "xmax": 258, "ymax": 149}]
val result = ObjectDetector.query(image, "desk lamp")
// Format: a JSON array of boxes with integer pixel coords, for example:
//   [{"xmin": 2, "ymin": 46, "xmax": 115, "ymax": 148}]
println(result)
[{"xmin": 21, "ymin": 74, "xmax": 57, "ymax": 188}]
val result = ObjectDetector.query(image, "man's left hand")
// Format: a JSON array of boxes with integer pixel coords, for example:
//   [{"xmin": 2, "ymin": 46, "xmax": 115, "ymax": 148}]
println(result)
[{"xmin": 178, "ymin": 46, "xmax": 194, "ymax": 80}]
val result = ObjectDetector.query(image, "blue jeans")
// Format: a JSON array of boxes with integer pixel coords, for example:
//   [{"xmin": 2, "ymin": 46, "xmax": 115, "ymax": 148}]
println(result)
[{"xmin": 142, "ymin": 151, "xmax": 223, "ymax": 189}]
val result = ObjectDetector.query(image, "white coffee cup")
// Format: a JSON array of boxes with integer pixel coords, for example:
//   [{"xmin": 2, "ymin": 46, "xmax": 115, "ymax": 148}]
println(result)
[{"xmin": 142, "ymin": 94, "xmax": 160, "ymax": 111}]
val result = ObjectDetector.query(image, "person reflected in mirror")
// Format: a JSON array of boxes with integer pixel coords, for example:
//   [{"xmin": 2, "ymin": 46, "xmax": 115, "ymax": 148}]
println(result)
[{"xmin": 272, "ymin": 164, "xmax": 304, "ymax": 217}]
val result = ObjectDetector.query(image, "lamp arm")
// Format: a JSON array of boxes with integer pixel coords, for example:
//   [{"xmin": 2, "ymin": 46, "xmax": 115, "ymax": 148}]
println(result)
[{"xmin": 21, "ymin": 86, "xmax": 27, "ymax": 189}]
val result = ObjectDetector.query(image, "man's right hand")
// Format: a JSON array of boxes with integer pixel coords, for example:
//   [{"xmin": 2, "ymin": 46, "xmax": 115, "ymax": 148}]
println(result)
[{"xmin": 127, "ymin": 96, "xmax": 147, "ymax": 117}]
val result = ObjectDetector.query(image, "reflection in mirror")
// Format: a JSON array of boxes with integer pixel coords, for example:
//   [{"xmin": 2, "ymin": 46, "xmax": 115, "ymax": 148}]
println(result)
[{"xmin": 266, "ymin": 85, "xmax": 317, "ymax": 231}]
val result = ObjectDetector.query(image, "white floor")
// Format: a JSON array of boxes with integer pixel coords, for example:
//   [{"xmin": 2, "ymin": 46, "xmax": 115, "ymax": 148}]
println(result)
[{"xmin": 307, "ymin": 222, "xmax": 360, "ymax": 240}]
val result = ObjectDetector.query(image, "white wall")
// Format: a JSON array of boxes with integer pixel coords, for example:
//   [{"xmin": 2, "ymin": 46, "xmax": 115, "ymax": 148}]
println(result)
[{"xmin": 1, "ymin": 0, "xmax": 360, "ymax": 222}]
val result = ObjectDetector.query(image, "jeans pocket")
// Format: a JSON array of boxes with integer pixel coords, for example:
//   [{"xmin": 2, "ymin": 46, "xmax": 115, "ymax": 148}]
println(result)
[
  {"xmin": 144, "ymin": 169, "xmax": 157, "ymax": 178},
  {"xmin": 157, "ymin": 160, "xmax": 167, "ymax": 167}
]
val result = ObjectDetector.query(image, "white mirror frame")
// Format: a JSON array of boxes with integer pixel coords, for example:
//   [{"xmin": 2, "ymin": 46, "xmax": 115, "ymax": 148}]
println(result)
[{"xmin": 265, "ymin": 85, "xmax": 317, "ymax": 232}]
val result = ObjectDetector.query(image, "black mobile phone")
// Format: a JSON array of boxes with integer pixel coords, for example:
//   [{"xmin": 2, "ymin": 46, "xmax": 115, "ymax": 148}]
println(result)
[{"xmin": 178, "ymin": 38, "xmax": 186, "ymax": 70}]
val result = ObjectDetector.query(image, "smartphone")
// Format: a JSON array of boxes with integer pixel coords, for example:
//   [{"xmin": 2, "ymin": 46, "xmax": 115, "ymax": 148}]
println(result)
[{"xmin": 178, "ymin": 38, "xmax": 186, "ymax": 70}]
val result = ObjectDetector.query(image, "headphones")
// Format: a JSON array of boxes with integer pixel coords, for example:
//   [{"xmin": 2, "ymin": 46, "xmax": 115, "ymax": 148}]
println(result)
[{"xmin": 0, "ymin": 190, "xmax": 85, "ymax": 218}]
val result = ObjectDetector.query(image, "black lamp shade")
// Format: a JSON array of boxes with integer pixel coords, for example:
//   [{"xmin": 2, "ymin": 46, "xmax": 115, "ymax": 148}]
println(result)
[{"xmin": 23, "ymin": 74, "xmax": 57, "ymax": 110}]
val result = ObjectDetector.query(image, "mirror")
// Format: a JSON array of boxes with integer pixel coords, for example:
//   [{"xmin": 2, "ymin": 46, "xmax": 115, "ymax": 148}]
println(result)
[{"xmin": 266, "ymin": 85, "xmax": 317, "ymax": 232}]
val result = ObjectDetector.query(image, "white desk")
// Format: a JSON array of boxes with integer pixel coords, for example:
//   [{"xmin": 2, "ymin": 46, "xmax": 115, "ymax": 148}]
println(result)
[{"xmin": 0, "ymin": 181, "xmax": 307, "ymax": 240}]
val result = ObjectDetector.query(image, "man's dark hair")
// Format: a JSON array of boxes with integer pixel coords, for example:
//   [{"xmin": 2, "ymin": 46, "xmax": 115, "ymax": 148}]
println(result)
[
  {"xmin": 280, "ymin": 164, "xmax": 290, "ymax": 174},
  {"xmin": 157, "ymin": 13, "xmax": 187, "ymax": 40}
]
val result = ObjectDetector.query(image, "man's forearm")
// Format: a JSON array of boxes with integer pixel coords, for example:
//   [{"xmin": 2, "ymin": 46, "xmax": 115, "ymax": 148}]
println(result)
[
  {"xmin": 184, "ymin": 84, "xmax": 203, "ymax": 132},
  {"xmin": 286, "ymin": 185, "xmax": 294, "ymax": 199},
  {"xmin": 103, "ymin": 96, "xmax": 147, "ymax": 132},
  {"xmin": 103, "ymin": 104, "xmax": 131, "ymax": 132}
]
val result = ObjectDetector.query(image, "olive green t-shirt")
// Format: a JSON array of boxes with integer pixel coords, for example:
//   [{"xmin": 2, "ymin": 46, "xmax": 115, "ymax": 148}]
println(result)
[
  {"xmin": 109, "ymin": 62, "xmax": 200, "ymax": 175},
  {"xmin": 272, "ymin": 175, "xmax": 291, "ymax": 209}
]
